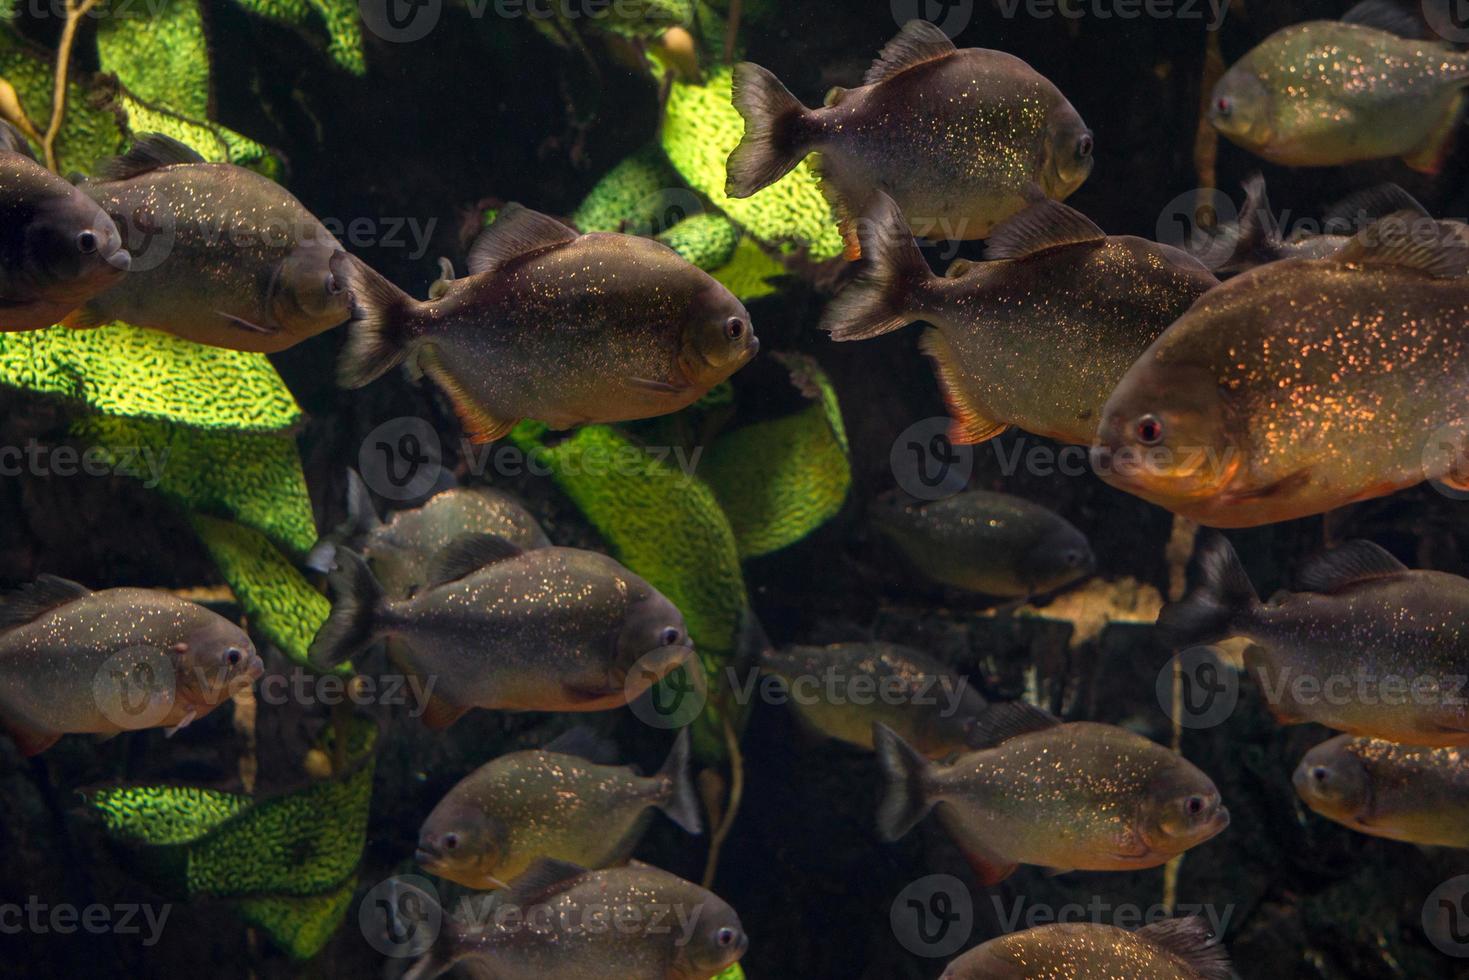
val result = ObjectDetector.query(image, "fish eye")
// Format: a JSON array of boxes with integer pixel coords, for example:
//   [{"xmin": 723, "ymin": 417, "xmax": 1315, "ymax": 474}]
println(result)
[
  {"xmin": 225, "ymin": 648, "xmax": 243, "ymax": 667},
  {"xmin": 1062, "ymin": 549, "xmax": 1085, "ymax": 568},
  {"xmin": 659, "ymin": 626, "xmax": 682, "ymax": 647},
  {"xmin": 444, "ymin": 833, "xmax": 460, "ymax": 850},
  {"xmin": 1076, "ymin": 134, "xmax": 1093, "ymax": 159},
  {"xmin": 1185, "ymin": 795, "xmax": 1205, "ymax": 816},
  {"xmin": 1215, "ymin": 96, "xmax": 1232, "ymax": 119},
  {"xmin": 1311, "ymin": 766, "xmax": 1329, "ymax": 783},
  {"xmin": 715, "ymin": 927, "xmax": 738, "ymax": 948},
  {"xmin": 724, "ymin": 316, "xmax": 745, "ymax": 340},
  {"xmin": 76, "ymin": 230, "xmax": 98, "ymax": 254},
  {"xmin": 326, "ymin": 273, "xmax": 343, "ymax": 295},
  {"xmin": 1134, "ymin": 414, "xmax": 1164, "ymax": 446}
]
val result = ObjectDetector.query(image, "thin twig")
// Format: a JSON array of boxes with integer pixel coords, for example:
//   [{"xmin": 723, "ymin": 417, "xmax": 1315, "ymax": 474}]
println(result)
[
  {"xmin": 723, "ymin": 0, "xmax": 741, "ymax": 65},
  {"xmin": 42, "ymin": 0, "xmax": 102, "ymax": 173},
  {"xmin": 701, "ymin": 716, "xmax": 744, "ymax": 890}
]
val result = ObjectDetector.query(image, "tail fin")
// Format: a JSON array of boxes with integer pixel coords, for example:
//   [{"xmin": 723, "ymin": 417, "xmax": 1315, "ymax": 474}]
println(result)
[
  {"xmin": 726, "ymin": 62, "xmax": 811, "ymax": 198},
  {"xmin": 873, "ymin": 722, "xmax": 935, "ymax": 841},
  {"xmin": 305, "ymin": 469, "xmax": 381, "ymax": 573},
  {"xmin": 1156, "ymin": 533, "xmax": 1259, "ymax": 649},
  {"xmin": 308, "ymin": 549, "xmax": 385, "ymax": 669},
  {"xmin": 820, "ymin": 192, "xmax": 935, "ymax": 341},
  {"xmin": 335, "ymin": 252, "xmax": 422, "ymax": 389},
  {"xmin": 654, "ymin": 727, "xmax": 703, "ymax": 835}
]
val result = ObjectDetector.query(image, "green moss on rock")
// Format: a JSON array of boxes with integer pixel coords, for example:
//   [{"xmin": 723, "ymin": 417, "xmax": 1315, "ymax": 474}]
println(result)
[
  {"xmin": 572, "ymin": 147, "xmax": 684, "ymax": 233},
  {"xmin": 657, "ymin": 211, "xmax": 739, "ymax": 270},
  {"xmin": 238, "ymin": 880, "xmax": 358, "ymax": 960},
  {"xmin": 709, "ymin": 235, "xmax": 784, "ymax": 300},
  {"xmin": 230, "ymin": 0, "xmax": 366, "ymax": 74},
  {"xmin": 89, "ymin": 784, "xmax": 252, "ymax": 845},
  {"xmin": 95, "ymin": 0, "xmax": 212, "ymax": 118}
]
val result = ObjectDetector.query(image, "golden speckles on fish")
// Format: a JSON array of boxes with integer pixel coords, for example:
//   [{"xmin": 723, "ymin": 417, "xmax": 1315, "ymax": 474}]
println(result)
[
  {"xmin": 335, "ymin": 204, "xmax": 758, "ymax": 443},
  {"xmin": 726, "ymin": 20, "xmax": 1092, "ymax": 256},
  {"xmin": 1294, "ymin": 735, "xmax": 1469, "ymax": 848},
  {"xmin": 823, "ymin": 192, "xmax": 1216, "ymax": 445}
]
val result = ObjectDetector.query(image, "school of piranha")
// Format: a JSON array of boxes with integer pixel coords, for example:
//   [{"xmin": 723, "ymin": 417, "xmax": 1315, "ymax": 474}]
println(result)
[{"xmin": 7, "ymin": 2, "xmax": 1469, "ymax": 977}]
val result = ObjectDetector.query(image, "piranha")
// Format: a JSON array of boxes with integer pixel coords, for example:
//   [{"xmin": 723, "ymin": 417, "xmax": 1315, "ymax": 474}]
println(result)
[
  {"xmin": 726, "ymin": 20, "xmax": 1093, "ymax": 257},
  {"xmin": 1210, "ymin": 1, "xmax": 1469, "ymax": 174},
  {"xmin": 416, "ymin": 727, "xmax": 702, "ymax": 890},
  {"xmin": 823, "ymin": 192, "xmax": 1217, "ymax": 444},
  {"xmin": 1210, "ymin": 175, "xmax": 1431, "ymax": 277},
  {"xmin": 758, "ymin": 642, "xmax": 987, "ymax": 758},
  {"xmin": 335, "ymin": 204, "xmax": 759, "ymax": 443},
  {"xmin": 0, "ymin": 576, "xmax": 263, "ymax": 755},
  {"xmin": 72, "ymin": 134, "xmax": 352, "ymax": 353},
  {"xmin": 873, "ymin": 705, "xmax": 1229, "ymax": 883},
  {"xmin": 1093, "ymin": 211, "xmax": 1469, "ymax": 527},
  {"xmin": 398, "ymin": 859, "xmax": 747, "ymax": 980},
  {"xmin": 306, "ymin": 471, "xmax": 550, "ymax": 596},
  {"xmin": 941, "ymin": 918, "xmax": 1233, "ymax": 980},
  {"xmin": 0, "ymin": 120, "xmax": 130, "ymax": 331},
  {"xmin": 1160, "ymin": 535, "xmax": 1469, "ymax": 746},
  {"xmin": 870, "ymin": 490, "xmax": 1094, "ymax": 598},
  {"xmin": 1294, "ymin": 735, "xmax": 1469, "ymax": 848},
  {"xmin": 309, "ymin": 536, "xmax": 694, "ymax": 728}
]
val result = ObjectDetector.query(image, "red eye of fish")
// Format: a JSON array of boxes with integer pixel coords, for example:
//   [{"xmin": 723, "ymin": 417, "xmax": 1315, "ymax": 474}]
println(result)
[
  {"xmin": 444, "ymin": 833, "xmax": 460, "ymax": 850},
  {"xmin": 1185, "ymin": 796, "xmax": 1205, "ymax": 816},
  {"xmin": 1076, "ymin": 134, "xmax": 1093, "ymax": 159},
  {"xmin": 1135, "ymin": 415, "xmax": 1164, "ymax": 446},
  {"xmin": 716, "ymin": 928, "xmax": 737, "ymax": 947},
  {"xmin": 725, "ymin": 317, "xmax": 745, "ymax": 340},
  {"xmin": 1215, "ymin": 97, "xmax": 1232, "ymax": 118}
]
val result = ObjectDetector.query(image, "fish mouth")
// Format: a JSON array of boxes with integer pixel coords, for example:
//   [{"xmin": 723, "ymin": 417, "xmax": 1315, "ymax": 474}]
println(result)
[
  {"xmin": 414, "ymin": 846, "xmax": 442, "ymax": 869},
  {"xmin": 1201, "ymin": 805, "xmax": 1231, "ymax": 841},
  {"xmin": 104, "ymin": 247, "xmax": 132, "ymax": 273}
]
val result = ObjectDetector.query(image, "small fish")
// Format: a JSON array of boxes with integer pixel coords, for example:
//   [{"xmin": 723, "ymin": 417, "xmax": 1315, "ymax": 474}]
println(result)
[
  {"xmin": 309, "ymin": 536, "xmax": 694, "ymax": 728},
  {"xmin": 870, "ymin": 491, "xmax": 1093, "ymax": 598},
  {"xmin": 942, "ymin": 918, "xmax": 1233, "ymax": 980},
  {"xmin": 726, "ymin": 20, "xmax": 1093, "ymax": 256},
  {"xmin": 1208, "ymin": 175, "xmax": 1431, "ymax": 277},
  {"xmin": 1210, "ymin": 1, "xmax": 1469, "ymax": 173},
  {"xmin": 760, "ymin": 642, "xmax": 987, "ymax": 758},
  {"xmin": 1093, "ymin": 212, "xmax": 1469, "ymax": 526},
  {"xmin": 416, "ymin": 727, "xmax": 702, "ymax": 889},
  {"xmin": 306, "ymin": 471, "xmax": 550, "ymax": 595},
  {"xmin": 399, "ymin": 859, "xmax": 747, "ymax": 980},
  {"xmin": 1161, "ymin": 535, "xmax": 1469, "ymax": 746},
  {"xmin": 335, "ymin": 204, "xmax": 758, "ymax": 443},
  {"xmin": 0, "ymin": 576, "xmax": 263, "ymax": 755},
  {"xmin": 874, "ymin": 705, "xmax": 1229, "ymax": 883},
  {"xmin": 823, "ymin": 192, "xmax": 1217, "ymax": 444},
  {"xmin": 75, "ymin": 135, "xmax": 352, "ymax": 352},
  {"xmin": 0, "ymin": 121, "xmax": 130, "ymax": 330},
  {"xmin": 1295, "ymin": 735, "xmax": 1469, "ymax": 848}
]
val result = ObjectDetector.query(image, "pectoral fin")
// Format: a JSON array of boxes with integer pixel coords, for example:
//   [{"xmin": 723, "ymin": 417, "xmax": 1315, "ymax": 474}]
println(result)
[
  {"xmin": 215, "ymin": 311, "xmax": 278, "ymax": 335},
  {"xmin": 627, "ymin": 377, "xmax": 688, "ymax": 395},
  {"xmin": 917, "ymin": 330, "xmax": 1007, "ymax": 444}
]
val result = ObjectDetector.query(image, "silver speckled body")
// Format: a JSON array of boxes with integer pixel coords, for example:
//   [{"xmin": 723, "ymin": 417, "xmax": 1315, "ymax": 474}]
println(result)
[
  {"xmin": 1295, "ymin": 736, "xmax": 1469, "ymax": 847},
  {"xmin": 944, "ymin": 922, "xmax": 1217, "ymax": 980},
  {"xmin": 810, "ymin": 49, "xmax": 1090, "ymax": 239},
  {"xmin": 1242, "ymin": 572, "xmax": 1469, "ymax": 744},
  {"xmin": 380, "ymin": 547, "xmax": 689, "ymax": 713},
  {"xmin": 83, "ymin": 163, "xmax": 349, "ymax": 351}
]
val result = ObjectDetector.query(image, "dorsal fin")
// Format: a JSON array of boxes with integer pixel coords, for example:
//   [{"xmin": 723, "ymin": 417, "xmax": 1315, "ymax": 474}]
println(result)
[
  {"xmin": 1336, "ymin": 212, "xmax": 1469, "ymax": 278},
  {"xmin": 425, "ymin": 533, "xmax": 525, "ymax": 587},
  {"xmin": 983, "ymin": 199, "xmax": 1106, "ymax": 261},
  {"xmin": 1294, "ymin": 540, "xmax": 1409, "ymax": 594},
  {"xmin": 1323, "ymin": 183, "xmax": 1431, "ymax": 235},
  {"xmin": 967, "ymin": 701, "xmax": 1060, "ymax": 748},
  {"xmin": 543, "ymin": 726, "xmax": 622, "ymax": 765},
  {"xmin": 0, "ymin": 576, "xmax": 92, "ymax": 631},
  {"xmin": 467, "ymin": 204, "xmax": 578, "ymax": 277},
  {"xmin": 1137, "ymin": 918, "xmax": 1233, "ymax": 980},
  {"xmin": 93, "ymin": 134, "xmax": 205, "ymax": 182},
  {"xmin": 506, "ymin": 858, "xmax": 588, "ymax": 907},
  {"xmin": 1341, "ymin": 0, "xmax": 1432, "ymax": 39},
  {"xmin": 0, "ymin": 120, "xmax": 36, "ymax": 161},
  {"xmin": 1230, "ymin": 173, "xmax": 1285, "ymax": 259},
  {"xmin": 864, "ymin": 20, "xmax": 958, "ymax": 87}
]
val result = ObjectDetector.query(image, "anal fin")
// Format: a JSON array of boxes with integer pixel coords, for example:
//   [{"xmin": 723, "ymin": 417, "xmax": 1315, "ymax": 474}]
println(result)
[
  {"xmin": 917, "ymin": 329, "xmax": 1007, "ymax": 444},
  {"xmin": 416, "ymin": 344, "xmax": 517, "ymax": 444},
  {"xmin": 419, "ymin": 693, "xmax": 468, "ymax": 731}
]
